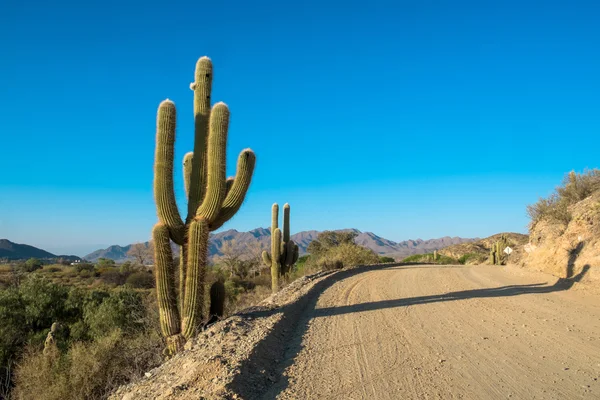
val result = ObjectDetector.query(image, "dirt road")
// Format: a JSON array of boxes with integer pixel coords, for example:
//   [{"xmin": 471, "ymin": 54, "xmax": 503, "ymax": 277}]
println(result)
[{"xmin": 257, "ymin": 264, "xmax": 600, "ymax": 399}]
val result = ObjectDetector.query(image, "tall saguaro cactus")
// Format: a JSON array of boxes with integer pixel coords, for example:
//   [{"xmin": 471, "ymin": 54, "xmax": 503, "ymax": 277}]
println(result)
[
  {"xmin": 152, "ymin": 56, "xmax": 256, "ymax": 355},
  {"xmin": 262, "ymin": 203, "xmax": 299, "ymax": 293}
]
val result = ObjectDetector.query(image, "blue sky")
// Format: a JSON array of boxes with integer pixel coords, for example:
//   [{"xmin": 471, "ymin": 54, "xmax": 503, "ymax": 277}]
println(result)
[{"xmin": 1, "ymin": 0, "xmax": 599, "ymax": 256}]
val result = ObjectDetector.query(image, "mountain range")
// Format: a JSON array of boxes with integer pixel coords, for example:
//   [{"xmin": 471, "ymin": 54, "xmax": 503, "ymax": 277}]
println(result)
[
  {"xmin": 0, "ymin": 239, "xmax": 81, "ymax": 262},
  {"xmin": 82, "ymin": 229, "xmax": 477, "ymax": 262}
]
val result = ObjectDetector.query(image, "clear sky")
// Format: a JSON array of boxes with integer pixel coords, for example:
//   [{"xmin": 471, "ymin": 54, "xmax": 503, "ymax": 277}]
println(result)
[{"xmin": 1, "ymin": 0, "xmax": 599, "ymax": 256}]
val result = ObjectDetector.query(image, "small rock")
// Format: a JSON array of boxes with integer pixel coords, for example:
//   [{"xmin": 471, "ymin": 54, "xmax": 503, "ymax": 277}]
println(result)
[{"xmin": 145, "ymin": 372, "xmax": 152, "ymax": 378}]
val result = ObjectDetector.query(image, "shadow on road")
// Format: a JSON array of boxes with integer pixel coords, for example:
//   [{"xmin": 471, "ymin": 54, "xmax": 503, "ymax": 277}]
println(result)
[
  {"xmin": 314, "ymin": 265, "xmax": 590, "ymax": 318},
  {"xmin": 226, "ymin": 261, "xmax": 590, "ymax": 399}
]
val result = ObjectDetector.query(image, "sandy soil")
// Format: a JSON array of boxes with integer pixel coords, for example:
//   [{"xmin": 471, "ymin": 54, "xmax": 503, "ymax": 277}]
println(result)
[
  {"xmin": 262, "ymin": 264, "xmax": 600, "ymax": 399},
  {"xmin": 113, "ymin": 264, "xmax": 600, "ymax": 399}
]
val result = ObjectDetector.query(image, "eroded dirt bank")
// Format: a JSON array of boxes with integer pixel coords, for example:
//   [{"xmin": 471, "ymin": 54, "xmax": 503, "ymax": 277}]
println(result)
[{"xmin": 113, "ymin": 264, "xmax": 600, "ymax": 399}]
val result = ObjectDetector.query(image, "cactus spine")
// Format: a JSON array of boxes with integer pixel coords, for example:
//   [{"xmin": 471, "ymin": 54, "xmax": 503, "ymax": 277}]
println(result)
[
  {"xmin": 262, "ymin": 203, "xmax": 299, "ymax": 293},
  {"xmin": 152, "ymin": 57, "xmax": 256, "ymax": 355}
]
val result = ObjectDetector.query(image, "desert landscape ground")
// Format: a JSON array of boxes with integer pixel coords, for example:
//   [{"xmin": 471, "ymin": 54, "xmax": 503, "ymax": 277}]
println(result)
[
  {"xmin": 112, "ymin": 262, "xmax": 600, "ymax": 399},
  {"xmin": 3, "ymin": 2, "xmax": 600, "ymax": 399}
]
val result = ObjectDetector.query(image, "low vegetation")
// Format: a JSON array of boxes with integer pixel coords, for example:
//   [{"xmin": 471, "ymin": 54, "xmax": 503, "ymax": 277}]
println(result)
[
  {"xmin": 527, "ymin": 169, "xmax": 600, "ymax": 228},
  {"xmin": 302, "ymin": 231, "xmax": 380, "ymax": 272},
  {"xmin": 0, "ymin": 272, "xmax": 162, "ymax": 399},
  {"xmin": 401, "ymin": 253, "xmax": 458, "ymax": 264}
]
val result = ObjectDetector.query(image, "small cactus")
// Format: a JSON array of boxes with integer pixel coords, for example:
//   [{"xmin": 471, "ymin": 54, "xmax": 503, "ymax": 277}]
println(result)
[
  {"xmin": 152, "ymin": 57, "xmax": 256, "ymax": 355},
  {"xmin": 262, "ymin": 203, "xmax": 299, "ymax": 293},
  {"xmin": 489, "ymin": 234, "xmax": 510, "ymax": 265},
  {"xmin": 433, "ymin": 250, "xmax": 438, "ymax": 261}
]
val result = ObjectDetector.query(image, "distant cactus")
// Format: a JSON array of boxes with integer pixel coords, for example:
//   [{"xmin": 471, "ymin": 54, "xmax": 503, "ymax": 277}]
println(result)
[
  {"xmin": 433, "ymin": 250, "xmax": 438, "ymax": 261},
  {"xmin": 153, "ymin": 56, "xmax": 256, "ymax": 355},
  {"xmin": 489, "ymin": 234, "xmax": 510, "ymax": 265},
  {"xmin": 262, "ymin": 203, "xmax": 299, "ymax": 293}
]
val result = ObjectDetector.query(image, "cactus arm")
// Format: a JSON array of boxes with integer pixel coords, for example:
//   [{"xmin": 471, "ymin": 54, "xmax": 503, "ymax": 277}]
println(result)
[
  {"xmin": 187, "ymin": 57, "xmax": 213, "ymax": 219},
  {"xmin": 181, "ymin": 218, "xmax": 209, "ymax": 339},
  {"xmin": 262, "ymin": 250, "xmax": 271, "ymax": 266},
  {"xmin": 152, "ymin": 223, "xmax": 184, "ymax": 354},
  {"xmin": 225, "ymin": 177, "xmax": 235, "ymax": 197},
  {"xmin": 271, "ymin": 203, "xmax": 279, "ymax": 231},
  {"xmin": 195, "ymin": 102, "xmax": 228, "ymax": 223},
  {"xmin": 271, "ymin": 228, "xmax": 282, "ymax": 293},
  {"xmin": 209, "ymin": 149, "xmax": 256, "ymax": 230},
  {"xmin": 283, "ymin": 203, "xmax": 290, "ymax": 243},
  {"xmin": 183, "ymin": 152, "xmax": 194, "ymax": 199},
  {"xmin": 154, "ymin": 100, "xmax": 185, "ymax": 245}
]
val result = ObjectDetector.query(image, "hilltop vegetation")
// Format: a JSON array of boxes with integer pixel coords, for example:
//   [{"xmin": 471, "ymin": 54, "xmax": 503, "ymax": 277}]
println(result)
[{"xmin": 523, "ymin": 169, "xmax": 600, "ymax": 281}]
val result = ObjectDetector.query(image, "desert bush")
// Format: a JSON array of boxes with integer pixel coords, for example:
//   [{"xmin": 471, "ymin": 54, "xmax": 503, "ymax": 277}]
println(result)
[
  {"xmin": 13, "ymin": 329, "xmax": 162, "ymax": 400},
  {"xmin": 43, "ymin": 265, "xmax": 62, "ymax": 273},
  {"xmin": 17, "ymin": 258, "xmax": 43, "ymax": 273},
  {"xmin": 527, "ymin": 169, "xmax": 600, "ymax": 228},
  {"xmin": 306, "ymin": 234, "xmax": 380, "ymax": 272},
  {"xmin": 95, "ymin": 258, "xmax": 116, "ymax": 269},
  {"xmin": 84, "ymin": 289, "xmax": 146, "ymax": 340},
  {"xmin": 0, "ymin": 275, "xmax": 159, "ymax": 397},
  {"xmin": 402, "ymin": 253, "xmax": 458, "ymax": 264},
  {"xmin": 79, "ymin": 269, "xmax": 93, "ymax": 278},
  {"xmin": 96, "ymin": 267, "xmax": 127, "ymax": 286},
  {"xmin": 73, "ymin": 262, "xmax": 94, "ymax": 273},
  {"xmin": 379, "ymin": 256, "xmax": 396, "ymax": 263},
  {"xmin": 457, "ymin": 253, "xmax": 486, "ymax": 265},
  {"xmin": 125, "ymin": 271, "xmax": 154, "ymax": 289}
]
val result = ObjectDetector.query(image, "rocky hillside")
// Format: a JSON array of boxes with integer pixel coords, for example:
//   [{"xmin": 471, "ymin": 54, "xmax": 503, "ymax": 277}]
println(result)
[
  {"xmin": 0, "ymin": 239, "xmax": 80, "ymax": 262},
  {"xmin": 85, "ymin": 229, "xmax": 477, "ymax": 262},
  {"xmin": 439, "ymin": 233, "xmax": 529, "ymax": 264},
  {"xmin": 523, "ymin": 191, "xmax": 600, "ymax": 282}
]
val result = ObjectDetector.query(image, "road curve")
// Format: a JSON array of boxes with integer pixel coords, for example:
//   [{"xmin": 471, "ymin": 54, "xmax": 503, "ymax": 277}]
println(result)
[{"xmin": 263, "ymin": 264, "xmax": 600, "ymax": 399}]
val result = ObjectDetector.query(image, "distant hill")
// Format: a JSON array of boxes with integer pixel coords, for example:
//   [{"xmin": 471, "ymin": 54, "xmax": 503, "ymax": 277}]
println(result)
[
  {"xmin": 0, "ymin": 239, "xmax": 81, "ymax": 262},
  {"xmin": 84, "ymin": 229, "xmax": 477, "ymax": 262},
  {"xmin": 84, "ymin": 244, "xmax": 135, "ymax": 263},
  {"xmin": 439, "ymin": 232, "xmax": 529, "ymax": 264}
]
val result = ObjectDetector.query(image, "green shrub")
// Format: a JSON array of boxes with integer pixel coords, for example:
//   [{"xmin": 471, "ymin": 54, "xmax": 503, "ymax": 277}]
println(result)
[
  {"xmin": 84, "ymin": 289, "xmax": 146, "ymax": 340},
  {"xmin": 42, "ymin": 265, "xmax": 62, "ymax": 273},
  {"xmin": 402, "ymin": 253, "xmax": 458, "ymax": 264},
  {"xmin": 79, "ymin": 269, "xmax": 93, "ymax": 278},
  {"xmin": 307, "ymin": 239, "xmax": 380, "ymax": 272},
  {"xmin": 379, "ymin": 256, "xmax": 396, "ymax": 263},
  {"xmin": 125, "ymin": 272, "xmax": 154, "ymax": 289},
  {"xmin": 17, "ymin": 258, "xmax": 43, "ymax": 273},
  {"xmin": 73, "ymin": 263, "xmax": 94, "ymax": 273},
  {"xmin": 527, "ymin": 169, "xmax": 600, "ymax": 228},
  {"xmin": 96, "ymin": 267, "xmax": 126, "ymax": 285},
  {"xmin": 95, "ymin": 258, "xmax": 116, "ymax": 269}
]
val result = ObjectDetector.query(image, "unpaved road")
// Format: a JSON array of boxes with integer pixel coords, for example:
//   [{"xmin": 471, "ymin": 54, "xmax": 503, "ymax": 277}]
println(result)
[{"xmin": 261, "ymin": 264, "xmax": 600, "ymax": 399}]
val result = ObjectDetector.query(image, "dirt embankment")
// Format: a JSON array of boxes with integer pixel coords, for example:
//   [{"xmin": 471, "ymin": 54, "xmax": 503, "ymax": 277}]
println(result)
[
  {"xmin": 112, "ymin": 262, "xmax": 600, "ymax": 399},
  {"xmin": 522, "ymin": 191, "xmax": 600, "ymax": 282}
]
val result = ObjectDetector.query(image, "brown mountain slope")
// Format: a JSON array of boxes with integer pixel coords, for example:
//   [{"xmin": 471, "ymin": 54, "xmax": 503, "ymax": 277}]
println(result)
[{"xmin": 85, "ymin": 230, "xmax": 477, "ymax": 262}]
